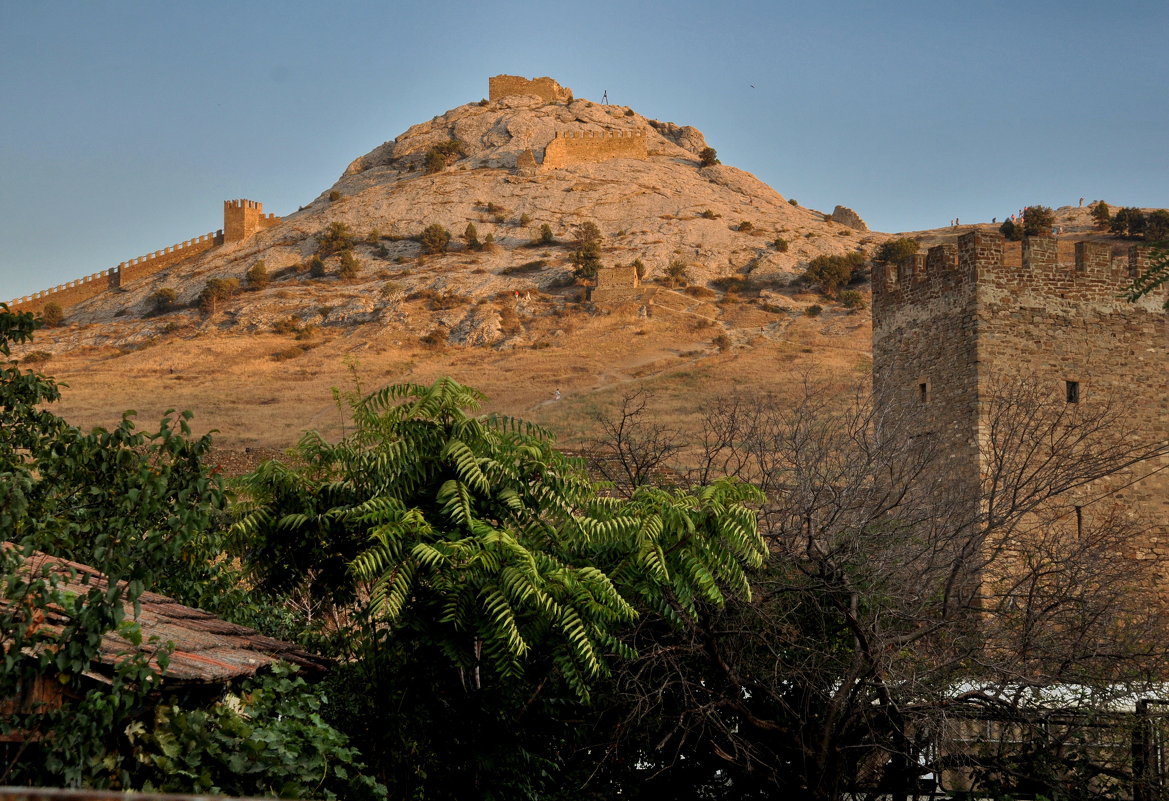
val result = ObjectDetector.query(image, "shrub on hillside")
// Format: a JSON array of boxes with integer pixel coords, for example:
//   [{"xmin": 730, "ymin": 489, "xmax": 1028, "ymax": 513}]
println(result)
[
  {"xmin": 308, "ymin": 256, "xmax": 327, "ymax": 278},
  {"xmin": 839, "ymin": 289, "xmax": 866, "ymax": 310},
  {"xmin": 21, "ymin": 350, "xmax": 52, "ymax": 364},
  {"xmin": 698, "ymin": 147, "xmax": 719, "ymax": 168},
  {"xmin": 773, "ymin": 237, "xmax": 789, "ymax": 252},
  {"xmin": 665, "ymin": 259, "xmax": 690, "ymax": 287},
  {"xmin": 803, "ymin": 252, "xmax": 867, "ymax": 296},
  {"xmin": 420, "ymin": 224, "xmax": 451, "ymax": 255},
  {"xmin": 999, "ymin": 219, "xmax": 1021, "ymax": 241},
  {"xmin": 464, "ymin": 223, "xmax": 481, "ymax": 250},
  {"xmin": 39, "ymin": 303, "xmax": 63, "ymax": 328},
  {"xmin": 1145, "ymin": 209, "xmax": 1169, "ymax": 242},
  {"xmin": 805, "ymin": 304, "xmax": 823, "ymax": 317},
  {"xmin": 570, "ymin": 222, "xmax": 603, "ymax": 279},
  {"xmin": 338, "ymin": 251, "xmax": 361, "ymax": 281},
  {"xmin": 1111, "ymin": 207, "xmax": 1148, "ymax": 239},
  {"xmin": 317, "ymin": 222, "xmax": 355, "ymax": 257},
  {"xmin": 149, "ymin": 287, "xmax": 179, "ymax": 314},
  {"xmin": 424, "ymin": 141, "xmax": 465, "ymax": 174},
  {"xmin": 536, "ymin": 224, "xmax": 555, "ymax": 246},
  {"xmin": 246, "ymin": 262, "xmax": 269, "ymax": 290},
  {"xmin": 874, "ymin": 237, "xmax": 919, "ymax": 265}
]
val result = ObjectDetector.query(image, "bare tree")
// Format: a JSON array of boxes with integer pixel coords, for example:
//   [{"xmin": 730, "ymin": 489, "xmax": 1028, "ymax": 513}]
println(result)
[
  {"xmin": 587, "ymin": 389, "xmax": 682, "ymax": 496},
  {"xmin": 580, "ymin": 378, "xmax": 1169, "ymax": 801}
]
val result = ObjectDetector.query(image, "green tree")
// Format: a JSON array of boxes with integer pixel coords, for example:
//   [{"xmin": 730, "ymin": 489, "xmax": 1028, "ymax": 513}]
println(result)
[
  {"xmin": 698, "ymin": 146, "xmax": 719, "ymax": 167},
  {"xmin": 419, "ymin": 223, "xmax": 451, "ymax": 255},
  {"xmin": 148, "ymin": 288, "xmax": 178, "ymax": 314},
  {"xmin": 1111, "ymin": 206, "xmax": 1147, "ymax": 238},
  {"xmin": 1144, "ymin": 209, "xmax": 1169, "ymax": 242},
  {"xmin": 803, "ymin": 252, "xmax": 867, "ymax": 296},
  {"xmin": 423, "ymin": 141, "xmax": 465, "ymax": 174},
  {"xmin": 198, "ymin": 278, "xmax": 240, "ymax": 314},
  {"xmin": 1089, "ymin": 200, "xmax": 1111, "ymax": 228},
  {"xmin": 570, "ymin": 222, "xmax": 603, "ymax": 279},
  {"xmin": 232, "ymin": 378, "xmax": 764, "ymax": 799},
  {"xmin": 463, "ymin": 222, "xmax": 480, "ymax": 250},
  {"xmin": 1022, "ymin": 205, "xmax": 1055, "ymax": 237}
]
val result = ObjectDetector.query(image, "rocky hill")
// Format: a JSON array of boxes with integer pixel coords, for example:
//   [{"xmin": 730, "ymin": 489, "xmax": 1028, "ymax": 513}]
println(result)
[{"xmin": 31, "ymin": 81, "xmax": 1128, "ymax": 457}]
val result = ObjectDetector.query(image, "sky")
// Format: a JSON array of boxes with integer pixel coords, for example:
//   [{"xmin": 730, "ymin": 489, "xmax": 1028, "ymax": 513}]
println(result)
[{"xmin": 2, "ymin": 0, "xmax": 1166, "ymax": 300}]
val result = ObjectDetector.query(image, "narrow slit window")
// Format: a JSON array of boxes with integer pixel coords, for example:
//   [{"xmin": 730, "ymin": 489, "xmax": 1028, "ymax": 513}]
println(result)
[
  {"xmin": 918, "ymin": 382, "xmax": 929, "ymax": 403},
  {"xmin": 1074, "ymin": 505, "xmax": 1083, "ymax": 539},
  {"xmin": 1066, "ymin": 380, "xmax": 1080, "ymax": 404}
]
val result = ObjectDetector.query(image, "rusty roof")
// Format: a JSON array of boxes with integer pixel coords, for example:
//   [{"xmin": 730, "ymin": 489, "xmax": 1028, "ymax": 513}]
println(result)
[{"xmin": 9, "ymin": 550, "xmax": 328, "ymax": 684}]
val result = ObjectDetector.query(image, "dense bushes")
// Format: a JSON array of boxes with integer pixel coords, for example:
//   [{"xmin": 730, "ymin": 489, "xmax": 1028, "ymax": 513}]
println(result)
[
  {"xmin": 803, "ymin": 251, "xmax": 867, "ymax": 295},
  {"xmin": 419, "ymin": 224, "xmax": 451, "ymax": 255},
  {"xmin": 874, "ymin": 237, "xmax": 919, "ymax": 265},
  {"xmin": 423, "ymin": 140, "xmax": 465, "ymax": 174}
]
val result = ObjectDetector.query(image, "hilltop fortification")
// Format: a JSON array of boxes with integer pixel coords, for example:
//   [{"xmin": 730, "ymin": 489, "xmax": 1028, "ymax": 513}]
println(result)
[
  {"xmin": 488, "ymin": 74, "xmax": 573, "ymax": 104},
  {"xmin": 542, "ymin": 129, "xmax": 648, "ymax": 169}
]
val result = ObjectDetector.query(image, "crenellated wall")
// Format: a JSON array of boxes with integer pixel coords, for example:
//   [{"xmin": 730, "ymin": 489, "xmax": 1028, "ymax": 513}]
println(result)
[
  {"xmin": 488, "ymin": 74, "xmax": 573, "ymax": 103},
  {"xmin": 224, "ymin": 199, "xmax": 280, "ymax": 243},
  {"xmin": 542, "ymin": 129, "xmax": 648, "ymax": 169},
  {"xmin": 7, "ymin": 199, "xmax": 280, "ymax": 316},
  {"xmin": 873, "ymin": 229, "xmax": 1169, "ymax": 578}
]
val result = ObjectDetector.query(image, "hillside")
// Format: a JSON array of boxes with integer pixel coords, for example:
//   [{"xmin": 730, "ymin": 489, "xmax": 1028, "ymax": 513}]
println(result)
[{"xmin": 11, "ymin": 82, "xmax": 1142, "ymax": 459}]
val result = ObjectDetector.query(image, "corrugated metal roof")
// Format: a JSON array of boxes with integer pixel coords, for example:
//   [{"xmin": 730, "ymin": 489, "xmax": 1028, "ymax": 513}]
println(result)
[{"xmin": 8, "ymin": 550, "xmax": 328, "ymax": 683}]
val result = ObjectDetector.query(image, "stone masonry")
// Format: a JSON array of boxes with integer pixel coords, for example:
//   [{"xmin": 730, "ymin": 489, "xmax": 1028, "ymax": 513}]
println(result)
[
  {"xmin": 488, "ymin": 74, "xmax": 573, "ymax": 104},
  {"xmin": 7, "ymin": 200, "xmax": 280, "ymax": 316},
  {"xmin": 542, "ymin": 130, "xmax": 648, "ymax": 169},
  {"xmin": 873, "ymin": 230, "xmax": 1169, "ymax": 579}
]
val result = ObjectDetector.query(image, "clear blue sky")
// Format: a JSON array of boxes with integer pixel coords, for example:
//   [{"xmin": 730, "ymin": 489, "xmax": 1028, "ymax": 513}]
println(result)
[{"xmin": 2, "ymin": 0, "xmax": 1166, "ymax": 299}]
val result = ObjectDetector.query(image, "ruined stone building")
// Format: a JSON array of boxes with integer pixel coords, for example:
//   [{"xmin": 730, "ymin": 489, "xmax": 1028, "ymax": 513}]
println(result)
[{"xmin": 873, "ymin": 230, "xmax": 1169, "ymax": 579}]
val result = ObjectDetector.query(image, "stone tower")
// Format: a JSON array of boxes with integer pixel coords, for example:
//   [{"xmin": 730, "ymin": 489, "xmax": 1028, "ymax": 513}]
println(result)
[
  {"xmin": 872, "ymin": 230, "xmax": 1169, "ymax": 568},
  {"xmin": 223, "ymin": 199, "xmax": 275, "ymax": 243}
]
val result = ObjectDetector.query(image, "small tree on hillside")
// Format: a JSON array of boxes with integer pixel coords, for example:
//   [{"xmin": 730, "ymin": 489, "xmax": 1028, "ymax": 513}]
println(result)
[
  {"xmin": 874, "ymin": 237, "xmax": 919, "ymax": 265},
  {"xmin": 420, "ymin": 224, "xmax": 451, "ymax": 255},
  {"xmin": 803, "ymin": 252, "xmax": 867, "ymax": 296},
  {"xmin": 570, "ymin": 222, "xmax": 603, "ymax": 279},
  {"xmin": 246, "ymin": 261, "xmax": 269, "ymax": 290},
  {"xmin": 463, "ymin": 222, "xmax": 481, "ymax": 250},
  {"xmin": 1022, "ymin": 205, "xmax": 1055, "ymax": 237},
  {"xmin": 1090, "ymin": 200, "xmax": 1111, "ymax": 228},
  {"xmin": 698, "ymin": 147, "xmax": 719, "ymax": 168},
  {"xmin": 338, "ymin": 251, "xmax": 361, "ymax": 281},
  {"xmin": 149, "ymin": 287, "xmax": 179, "ymax": 314}
]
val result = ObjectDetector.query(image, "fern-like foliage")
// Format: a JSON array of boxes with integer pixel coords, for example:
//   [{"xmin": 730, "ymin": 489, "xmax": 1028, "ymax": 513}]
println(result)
[{"xmin": 233, "ymin": 377, "xmax": 763, "ymax": 704}]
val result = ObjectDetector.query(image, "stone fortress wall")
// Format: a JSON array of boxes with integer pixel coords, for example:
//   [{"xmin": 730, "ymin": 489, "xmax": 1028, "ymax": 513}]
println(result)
[
  {"xmin": 7, "ymin": 200, "xmax": 279, "ymax": 316},
  {"xmin": 488, "ymin": 74, "xmax": 573, "ymax": 104},
  {"xmin": 542, "ymin": 130, "xmax": 649, "ymax": 169},
  {"xmin": 873, "ymin": 229, "xmax": 1169, "ymax": 569}
]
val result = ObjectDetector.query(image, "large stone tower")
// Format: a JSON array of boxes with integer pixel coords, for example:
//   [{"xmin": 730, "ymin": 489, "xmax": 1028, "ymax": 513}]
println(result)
[
  {"xmin": 872, "ymin": 230, "xmax": 1169, "ymax": 567},
  {"xmin": 223, "ymin": 199, "xmax": 279, "ymax": 243}
]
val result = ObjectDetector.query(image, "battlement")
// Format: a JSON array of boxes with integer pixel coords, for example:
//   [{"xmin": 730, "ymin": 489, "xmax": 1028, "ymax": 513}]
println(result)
[
  {"xmin": 542, "ymin": 129, "xmax": 649, "ymax": 169},
  {"xmin": 488, "ymin": 74, "xmax": 573, "ymax": 103},
  {"xmin": 223, "ymin": 198, "xmax": 280, "ymax": 243},
  {"xmin": 874, "ymin": 231, "xmax": 1165, "ymax": 311},
  {"xmin": 8, "ymin": 198, "xmax": 279, "ymax": 317}
]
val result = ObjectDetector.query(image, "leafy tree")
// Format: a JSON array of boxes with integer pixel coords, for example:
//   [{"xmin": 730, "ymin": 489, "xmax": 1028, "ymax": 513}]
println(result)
[
  {"xmin": 570, "ymin": 222, "xmax": 603, "ymax": 279},
  {"xmin": 1022, "ymin": 204, "xmax": 1055, "ymax": 237},
  {"xmin": 233, "ymin": 378, "xmax": 764, "ymax": 799},
  {"xmin": 245, "ymin": 261, "xmax": 269, "ymax": 290},
  {"xmin": 197, "ymin": 278, "xmax": 240, "ymax": 314},
  {"xmin": 999, "ymin": 218, "xmax": 1021, "ymax": 241},
  {"xmin": 419, "ymin": 223, "xmax": 451, "ymax": 255},
  {"xmin": 1111, "ymin": 206, "xmax": 1147, "ymax": 238},
  {"xmin": 1090, "ymin": 200, "xmax": 1111, "ymax": 228},
  {"xmin": 1144, "ymin": 209, "xmax": 1169, "ymax": 242},
  {"xmin": 631, "ymin": 258, "xmax": 646, "ymax": 280},
  {"xmin": 803, "ymin": 252, "xmax": 867, "ymax": 296},
  {"xmin": 536, "ymin": 223, "xmax": 555, "ymax": 245},
  {"xmin": 664, "ymin": 259, "xmax": 689, "ymax": 287},
  {"xmin": 698, "ymin": 146, "xmax": 719, "ymax": 167}
]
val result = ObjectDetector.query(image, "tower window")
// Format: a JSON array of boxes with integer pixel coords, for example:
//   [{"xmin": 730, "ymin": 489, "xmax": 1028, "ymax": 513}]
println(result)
[
  {"xmin": 918, "ymin": 382, "xmax": 929, "ymax": 403},
  {"xmin": 1066, "ymin": 380, "xmax": 1080, "ymax": 403}
]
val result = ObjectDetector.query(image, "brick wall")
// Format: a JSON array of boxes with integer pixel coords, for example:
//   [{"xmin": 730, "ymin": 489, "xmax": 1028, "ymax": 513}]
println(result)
[
  {"xmin": 488, "ymin": 74, "xmax": 573, "ymax": 103},
  {"xmin": 542, "ymin": 130, "xmax": 648, "ymax": 169}
]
